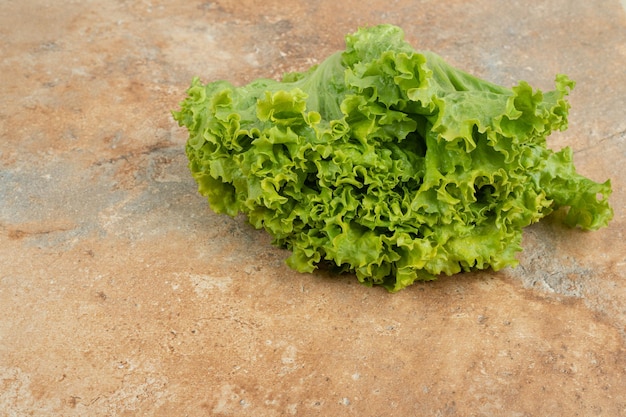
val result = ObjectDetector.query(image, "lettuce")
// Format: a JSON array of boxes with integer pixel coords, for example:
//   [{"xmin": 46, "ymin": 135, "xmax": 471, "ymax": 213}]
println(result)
[{"xmin": 173, "ymin": 24, "xmax": 613, "ymax": 291}]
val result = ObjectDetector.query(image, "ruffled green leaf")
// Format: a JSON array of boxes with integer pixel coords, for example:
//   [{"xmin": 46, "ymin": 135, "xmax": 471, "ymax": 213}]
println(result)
[{"xmin": 173, "ymin": 24, "xmax": 613, "ymax": 292}]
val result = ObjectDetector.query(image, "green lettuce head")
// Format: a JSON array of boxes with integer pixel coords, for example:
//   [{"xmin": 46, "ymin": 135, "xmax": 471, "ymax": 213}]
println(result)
[{"xmin": 173, "ymin": 24, "xmax": 613, "ymax": 291}]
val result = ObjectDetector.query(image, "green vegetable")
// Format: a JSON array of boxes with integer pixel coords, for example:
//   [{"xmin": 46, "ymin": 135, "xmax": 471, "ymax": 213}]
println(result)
[{"xmin": 173, "ymin": 24, "xmax": 613, "ymax": 291}]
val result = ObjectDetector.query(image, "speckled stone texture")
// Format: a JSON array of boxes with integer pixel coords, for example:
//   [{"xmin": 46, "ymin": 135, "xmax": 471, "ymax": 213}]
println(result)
[{"xmin": 1, "ymin": 1, "xmax": 625, "ymax": 416}]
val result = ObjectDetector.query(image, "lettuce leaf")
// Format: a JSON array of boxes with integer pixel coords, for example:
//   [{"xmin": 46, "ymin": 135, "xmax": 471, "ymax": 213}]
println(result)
[{"xmin": 173, "ymin": 24, "xmax": 613, "ymax": 291}]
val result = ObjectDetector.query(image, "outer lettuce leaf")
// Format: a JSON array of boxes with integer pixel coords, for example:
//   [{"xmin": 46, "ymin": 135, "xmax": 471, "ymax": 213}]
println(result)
[{"xmin": 173, "ymin": 24, "xmax": 613, "ymax": 291}]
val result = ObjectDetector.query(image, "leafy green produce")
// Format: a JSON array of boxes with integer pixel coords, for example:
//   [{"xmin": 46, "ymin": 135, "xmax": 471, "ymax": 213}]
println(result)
[{"xmin": 173, "ymin": 24, "xmax": 613, "ymax": 291}]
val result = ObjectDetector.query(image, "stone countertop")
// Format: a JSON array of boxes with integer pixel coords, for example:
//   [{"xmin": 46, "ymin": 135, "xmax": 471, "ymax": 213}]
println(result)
[{"xmin": 1, "ymin": 1, "xmax": 625, "ymax": 415}]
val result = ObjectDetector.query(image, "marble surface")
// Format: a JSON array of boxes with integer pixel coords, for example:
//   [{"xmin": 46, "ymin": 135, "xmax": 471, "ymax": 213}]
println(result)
[{"xmin": 1, "ymin": 1, "xmax": 625, "ymax": 415}]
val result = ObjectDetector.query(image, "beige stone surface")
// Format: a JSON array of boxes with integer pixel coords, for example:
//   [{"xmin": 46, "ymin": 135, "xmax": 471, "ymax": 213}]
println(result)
[{"xmin": 1, "ymin": 1, "xmax": 625, "ymax": 416}]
